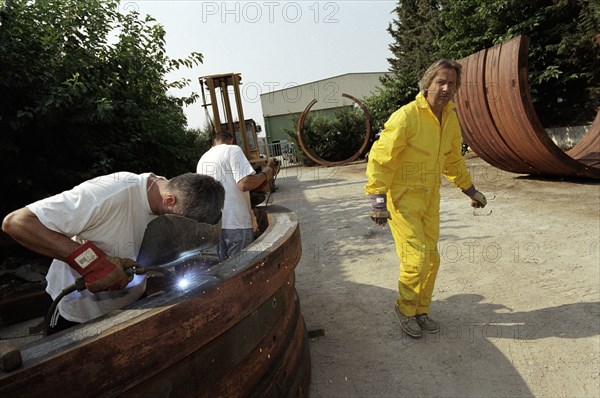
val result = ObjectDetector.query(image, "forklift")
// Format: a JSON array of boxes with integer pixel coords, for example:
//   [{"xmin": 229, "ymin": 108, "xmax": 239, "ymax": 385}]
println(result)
[{"xmin": 199, "ymin": 73, "xmax": 278, "ymax": 206}]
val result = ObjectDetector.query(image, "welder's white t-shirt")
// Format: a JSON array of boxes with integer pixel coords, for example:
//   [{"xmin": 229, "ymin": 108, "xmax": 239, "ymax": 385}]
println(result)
[
  {"xmin": 27, "ymin": 172, "xmax": 156, "ymax": 323},
  {"xmin": 196, "ymin": 144, "xmax": 255, "ymax": 229}
]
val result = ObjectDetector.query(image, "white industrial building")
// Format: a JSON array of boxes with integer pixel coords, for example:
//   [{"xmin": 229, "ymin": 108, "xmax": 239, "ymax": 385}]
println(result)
[{"xmin": 259, "ymin": 72, "xmax": 388, "ymax": 144}]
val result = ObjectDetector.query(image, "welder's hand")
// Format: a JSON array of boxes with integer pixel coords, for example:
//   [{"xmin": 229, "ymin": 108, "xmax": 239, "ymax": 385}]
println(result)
[
  {"xmin": 108, "ymin": 257, "xmax": 140, "ymax": 277},
  {"xmin": 463, "ymin": 185, "xmax": 487, "ymax": 208},
  {"xmin": 369, "ymin": 194, "xmax": 392, "ymax": 226},
  {"xmin": 65, "ymin": 242, "xmax": 133, "ymax": 293}
]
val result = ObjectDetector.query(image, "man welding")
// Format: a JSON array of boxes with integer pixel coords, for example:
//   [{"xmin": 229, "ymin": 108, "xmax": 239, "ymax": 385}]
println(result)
[{"xmin": 2, "ymin": 172, "xmax": 224, "ymax": 334}]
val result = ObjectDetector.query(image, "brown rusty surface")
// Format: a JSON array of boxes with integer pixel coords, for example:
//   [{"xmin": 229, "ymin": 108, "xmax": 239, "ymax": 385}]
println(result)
[
  {"xmin": 456, "ymin": 49, "xmax": 530, "ymax": 173},
  {"xmin": 297, "ymin": 93, "xmax": 372, "ymax": 167},
  {"xmin": 124, "ymin": 278, "xmax": 306, "ymax": 398},
  {"xmin": 456, "ymin": 35, "xmax": 599, "ymax": 180}
]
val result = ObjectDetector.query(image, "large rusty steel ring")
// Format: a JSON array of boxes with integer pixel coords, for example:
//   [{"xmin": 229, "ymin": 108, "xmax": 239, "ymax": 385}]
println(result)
[
  {"xmin": 455, "ymin": 35, "xmax": 599, "ymax": 180},
  {"xmin": 297, "ymin": 93, "xmax": 372, "ymax": 167}
]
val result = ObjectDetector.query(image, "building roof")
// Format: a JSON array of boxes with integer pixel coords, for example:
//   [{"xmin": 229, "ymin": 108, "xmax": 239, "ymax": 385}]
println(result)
[{"xmin": 260, "ymin": 72, "xmax": 389, "ymax": 117}]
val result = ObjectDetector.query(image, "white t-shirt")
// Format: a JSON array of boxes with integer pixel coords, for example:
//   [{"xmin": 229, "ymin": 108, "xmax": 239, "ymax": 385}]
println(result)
[
  {"xmin": 27, "ymin": 172, "xmax": 156, "ymax": 323},
  {"xmin": 196, "ymin": 144, "xmax": 255, "ymax": 229}
]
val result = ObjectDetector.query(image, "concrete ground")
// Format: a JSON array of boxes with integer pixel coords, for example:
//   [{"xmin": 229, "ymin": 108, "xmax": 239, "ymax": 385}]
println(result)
[{"xmin": 272, "ymin": 155, "xmax": 599, "ymax": 398}]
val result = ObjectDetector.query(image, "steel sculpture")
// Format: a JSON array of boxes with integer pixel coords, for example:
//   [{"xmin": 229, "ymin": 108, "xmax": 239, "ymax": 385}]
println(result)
[
  {"xmin": 455, "ymin": 35, "xmax": 599, "ymax": 180},
  {"xmin": 297, "ymin": 93, "xmax": 372, "ymax": 167}
]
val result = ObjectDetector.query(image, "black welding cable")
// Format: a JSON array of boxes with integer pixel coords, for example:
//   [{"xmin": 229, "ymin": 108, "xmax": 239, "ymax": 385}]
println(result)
[
  {"xmin": 41, "ymin": 269, "xmax": 173, "ymax": 336},
  {"xmin": 43, "ymin": 279, "xmax": 85, "ymax": 337}
]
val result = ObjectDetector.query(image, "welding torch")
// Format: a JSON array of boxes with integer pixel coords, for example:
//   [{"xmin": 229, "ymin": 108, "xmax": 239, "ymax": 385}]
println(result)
[{"xmin": 43, "ymin": 265, "xmax": 176, "ymax": 336}]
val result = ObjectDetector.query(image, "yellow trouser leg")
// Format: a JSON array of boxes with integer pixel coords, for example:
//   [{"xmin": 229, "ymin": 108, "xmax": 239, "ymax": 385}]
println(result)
[
  {"xmin": 389, "ymin": 188, "xmax": 441, "ymax": 317},
  {"xmin": 389, "ymin": 206, "xmax": 426, "ymax": 317},
  {"xmin": 416, "ymin": 242, "xmax": 440, "ymax": 314},
  {"xmin": 417, "ymin": 189, "xmax": 441, "ymax": 314}
]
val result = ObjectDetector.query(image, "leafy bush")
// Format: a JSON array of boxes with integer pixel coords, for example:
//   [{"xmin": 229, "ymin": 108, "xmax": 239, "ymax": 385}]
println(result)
[{"xmin": 188, "ymin": 123, "xmax": 216, "ymax": 160}]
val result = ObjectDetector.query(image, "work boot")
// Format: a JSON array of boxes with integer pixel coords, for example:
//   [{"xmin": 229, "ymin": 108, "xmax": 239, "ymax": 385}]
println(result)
[
  {"xmin": 415, "ymin": 313, "xmax": 440, "ymax": 334},
  {"xmin": 394, "ymin": 305, "xmax": 422, "ymax": 338}
]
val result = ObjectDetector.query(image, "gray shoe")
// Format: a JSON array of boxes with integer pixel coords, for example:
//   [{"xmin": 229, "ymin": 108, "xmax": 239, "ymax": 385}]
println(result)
[
  {"xmin": 415, "ymin": 313, "xmax": 440, "ymax": 333},
  {"xmin": 395, "ymin": 306, "xmax": 422, "ymax": 338}
]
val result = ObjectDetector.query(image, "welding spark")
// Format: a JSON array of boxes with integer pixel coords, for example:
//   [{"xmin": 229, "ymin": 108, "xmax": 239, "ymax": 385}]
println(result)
[{"xmin": 177, "ymin": 278, "xmax": 190, "ymax": 289}]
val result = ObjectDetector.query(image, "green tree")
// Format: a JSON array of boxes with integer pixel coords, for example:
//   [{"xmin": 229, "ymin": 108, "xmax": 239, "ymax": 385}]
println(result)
[
  {"xmin": 0, "ymin": 0, "xmax": 204, "ymax": 217},
  {"xmin": 438, "ymin": 0, "xmax": 600, "ymax": 127},
  {"xmin": 190, "ymin": 121, "xmax": 219, "ymax": 159}
]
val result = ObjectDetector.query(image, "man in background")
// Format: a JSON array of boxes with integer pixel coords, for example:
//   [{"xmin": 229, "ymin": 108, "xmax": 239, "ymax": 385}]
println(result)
[{"xmin": 197, "ymin": 132, "xmax": 276, "ymax": 260}]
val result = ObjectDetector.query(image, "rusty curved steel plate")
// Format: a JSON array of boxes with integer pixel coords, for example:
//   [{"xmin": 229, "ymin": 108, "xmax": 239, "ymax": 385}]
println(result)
[
  {"xmin": 456, "ymin": 49, "xmax": 532, "ymax": 173},
  {"xmin": 455, "ymin": 35, "xmax": 599, "ymax": 179},
  {"xmin": 297, "ymin": 93, "xmax": 372, "ymax": 167}
]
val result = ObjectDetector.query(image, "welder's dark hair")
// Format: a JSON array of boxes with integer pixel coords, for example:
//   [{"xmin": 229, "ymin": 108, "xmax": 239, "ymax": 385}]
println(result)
[{"xmin": 167, "ymin": 173, "xmax": 224, "ymax": 224}]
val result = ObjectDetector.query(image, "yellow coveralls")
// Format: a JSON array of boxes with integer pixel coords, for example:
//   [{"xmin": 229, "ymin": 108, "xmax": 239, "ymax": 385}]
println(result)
[{"xmin": 365, "ymin": 92, "xmax": 473, "ymax": 317}]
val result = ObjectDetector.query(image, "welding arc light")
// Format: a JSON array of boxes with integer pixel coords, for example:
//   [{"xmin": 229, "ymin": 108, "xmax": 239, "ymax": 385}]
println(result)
[{"xmin": 177, "ymin": 278, "xmax": 190, "ymax": 289}]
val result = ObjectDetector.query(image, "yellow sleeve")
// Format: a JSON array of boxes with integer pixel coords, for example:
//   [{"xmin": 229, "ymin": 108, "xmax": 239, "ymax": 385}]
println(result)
[
  {"xmin": 365, "ymin": 108, "xmax": 408, "ymax": 195},
  {"xmin": 443, "ymin": 118, "xmax": 473, "ymax": 190}
]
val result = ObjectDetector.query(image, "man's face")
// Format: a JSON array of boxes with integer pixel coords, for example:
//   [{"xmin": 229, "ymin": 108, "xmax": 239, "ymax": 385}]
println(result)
[{"xmin": 425, "ymin": 67, "xmax": 458, "ymax": 109}]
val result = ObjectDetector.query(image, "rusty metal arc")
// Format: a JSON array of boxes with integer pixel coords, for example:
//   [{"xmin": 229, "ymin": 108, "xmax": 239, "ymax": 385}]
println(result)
[
  {"xmin": 456, "ymin": 35, "xmax": 599, "ymax": 180},
  {"xmin": 296, "ymin": 93, "xmax": 372, "ymax": 167}
]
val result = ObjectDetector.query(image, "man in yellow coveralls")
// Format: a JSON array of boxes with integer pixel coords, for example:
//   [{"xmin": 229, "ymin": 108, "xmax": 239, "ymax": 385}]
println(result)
[{"xmin": 365, "ymin": 59, "xmax": 487, "ymax": 338}]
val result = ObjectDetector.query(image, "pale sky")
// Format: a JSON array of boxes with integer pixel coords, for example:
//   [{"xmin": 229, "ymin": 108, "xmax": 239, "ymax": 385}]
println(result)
[{"xmin": 124, "ymin": 1, "xmax": 396, "ymax": 130}]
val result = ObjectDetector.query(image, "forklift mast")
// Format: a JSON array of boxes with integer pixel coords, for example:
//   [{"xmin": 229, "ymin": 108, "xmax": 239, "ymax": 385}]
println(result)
[{"xmin": 199, "ymin": 73, "xmax": 265, "ymax": 166}]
